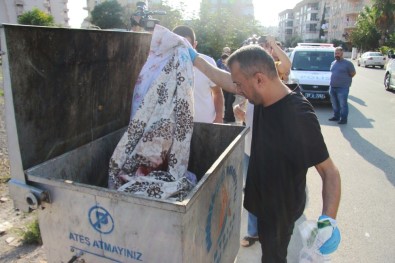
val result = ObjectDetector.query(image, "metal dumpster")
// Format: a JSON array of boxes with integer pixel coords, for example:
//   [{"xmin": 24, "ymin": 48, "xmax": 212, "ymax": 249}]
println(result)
[{"xmin": 1, "ymin": 24, "xmax": 248, "ymax": 263}]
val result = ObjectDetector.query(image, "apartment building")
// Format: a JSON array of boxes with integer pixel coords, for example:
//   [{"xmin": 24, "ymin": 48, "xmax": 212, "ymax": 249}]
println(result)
[
  {"xmin": 326, "ymin": 0, "xmax": 372, "ymax": 41},
  {"xmin": 278, "ymin": 0, "xmax": 372, "ymax": 44},
  {"xmin": 0, "ymin": 0, "xmax": 70, "ymax": 27}
]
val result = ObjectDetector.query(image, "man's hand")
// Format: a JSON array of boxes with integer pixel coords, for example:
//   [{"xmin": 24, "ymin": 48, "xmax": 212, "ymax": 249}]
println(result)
[
  {"xmin": 316, "ymin": 215, "xmax": 341, "ymax": 254},
  {"xmin": 233, "ymin": 104, "xmax": 245, "ymax": 122}
]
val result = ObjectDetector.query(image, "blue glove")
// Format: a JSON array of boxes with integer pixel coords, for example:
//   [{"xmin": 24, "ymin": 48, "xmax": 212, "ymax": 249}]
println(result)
[
  {"xmin": 316, "ymin": 215, "xmax": 341, "ymax": 254},
  {"xmin": 188, "ymin": 48, "xmax": 198, "ymax": 63}
]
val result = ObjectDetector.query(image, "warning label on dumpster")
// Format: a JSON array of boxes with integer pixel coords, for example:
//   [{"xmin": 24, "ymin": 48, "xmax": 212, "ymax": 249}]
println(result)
[
  {"xmin": 68, "ymin": 205, "xmax": 143, "ymax": 262},
  {"xmin": 89, "ymin": 206, "xmax": 115, "ymax": 234}
]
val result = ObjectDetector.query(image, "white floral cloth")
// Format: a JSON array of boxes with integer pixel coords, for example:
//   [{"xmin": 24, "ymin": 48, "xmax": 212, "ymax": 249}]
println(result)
[{"xmin": 109, "ymin": 25, "xmax": 196, "ymax": 201}]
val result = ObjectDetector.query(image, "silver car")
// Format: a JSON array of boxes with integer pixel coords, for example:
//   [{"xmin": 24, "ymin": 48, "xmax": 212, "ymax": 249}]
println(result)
[
  {"xmin": 384, "ymin": 54, "xmax": 395, "ymax": 91},
  {"xmin": 358, "ymin": 52, "xmax": 387, "ymax": 68}
]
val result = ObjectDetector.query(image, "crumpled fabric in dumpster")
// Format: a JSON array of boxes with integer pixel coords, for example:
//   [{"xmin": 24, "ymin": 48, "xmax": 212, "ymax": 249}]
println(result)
[{"xmin": 108, "ymin": 25, "xmax": 197, "ymax": 201}]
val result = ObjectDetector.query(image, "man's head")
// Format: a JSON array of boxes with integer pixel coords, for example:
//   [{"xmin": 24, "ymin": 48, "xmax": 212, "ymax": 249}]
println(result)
[
  {"xmin": 221, "ymin": 53, "xmax": 229, "ymax": 61},
  {"xmin": 222, "ymin": 46, "xmax": 231, "ymax": 55},
  {"xmin": 227, "ymin": 45, "xmax": 278, "ymax": 104},
  {"xmin": 172, "ymin": 25, "xmax": 197, "ymax": 48},
  {"xmin": 335, "ymin": 47, "xmax": 343, "ymax": 61}
]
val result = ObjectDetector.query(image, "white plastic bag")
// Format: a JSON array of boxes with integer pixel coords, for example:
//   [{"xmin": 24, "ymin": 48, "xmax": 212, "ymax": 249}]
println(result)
[{"xmin": 298, "ymin": 220, "xmax": 331, "ymax": 263}]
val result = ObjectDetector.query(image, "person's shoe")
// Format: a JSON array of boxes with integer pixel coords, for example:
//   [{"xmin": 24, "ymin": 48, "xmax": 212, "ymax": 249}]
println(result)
[
  {"xmin": 338, "ymin": 119, "xmax": 347, "ymax": 124},
  {"xmin": 328, "ymin": 117, "xmax": 340, "ymax": 121},
  {"xmin": 240, "ymin": 236, "xmax": 259, "ymax": 247}
]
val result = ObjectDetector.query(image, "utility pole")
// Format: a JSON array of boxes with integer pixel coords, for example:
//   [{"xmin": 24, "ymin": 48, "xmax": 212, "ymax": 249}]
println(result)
[{"xmin": 319, "ymin": 2, "xmax": 327, "ymax": 40}]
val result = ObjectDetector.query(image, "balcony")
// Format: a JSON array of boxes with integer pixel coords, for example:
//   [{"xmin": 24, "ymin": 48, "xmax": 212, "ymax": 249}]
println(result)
[
  {"xmin": 345, "ymin": 4, "xmax": 364, "ymax": 15},
  {"xmin": 344, "ymin": 20, "xmax": 357, "ymax": 29},
  {"xmin": 305, "ymin": 19, "xmax": 320, "ymax": 24}
]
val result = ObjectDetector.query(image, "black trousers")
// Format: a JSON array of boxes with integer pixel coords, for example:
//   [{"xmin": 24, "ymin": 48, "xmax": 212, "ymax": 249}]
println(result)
[
  {"xmin": 257, "ymin": 217, "xmax": 295, "ymax": 263},
  {"xmin": 223, "ymin": 90, "xmax": 235, "ymax": 122}
]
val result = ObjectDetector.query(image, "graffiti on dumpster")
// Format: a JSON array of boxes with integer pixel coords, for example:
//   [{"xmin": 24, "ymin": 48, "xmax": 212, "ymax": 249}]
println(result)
[
  {"xmin": 205, "ymin": 165, "xmax": 238, "ymax": 263},
  {"xmin": 89, "ymin": 205, "xmax": 114, "ymax": 234}
]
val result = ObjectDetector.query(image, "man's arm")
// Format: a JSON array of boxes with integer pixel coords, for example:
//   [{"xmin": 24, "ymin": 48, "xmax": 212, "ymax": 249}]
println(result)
[
  {"xmin": 194, "ymin": 56, "xmax": 237, "ymax": 94},
  {"xmin": 211, "ymin": 86, "xmax": 224, "ymax": 123},
  {"xmin": 314, "ymin": 157, "xmax": 341, "ymax": 219},
  {"xmin": 349, "ymin": 62, "xmax": 356, "ymax": 77},
  {"xmin": 267, "ymin": 36, "xmax": 291, "ymax": 76}
]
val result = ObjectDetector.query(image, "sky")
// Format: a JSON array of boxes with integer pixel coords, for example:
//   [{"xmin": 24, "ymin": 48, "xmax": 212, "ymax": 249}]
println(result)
[
  {"xmin": 67, "ymin": 0, "xmax": 301, "ymax": 28},
  {"xmin": 67, "ymin": 0, "xmax": 88, "ymax": 28}
]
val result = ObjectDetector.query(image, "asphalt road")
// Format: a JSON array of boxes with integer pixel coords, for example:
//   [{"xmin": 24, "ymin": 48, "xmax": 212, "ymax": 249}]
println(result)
[{"xmin": 236, "ymin": 61, "xmax": 395, "ymax": 263}]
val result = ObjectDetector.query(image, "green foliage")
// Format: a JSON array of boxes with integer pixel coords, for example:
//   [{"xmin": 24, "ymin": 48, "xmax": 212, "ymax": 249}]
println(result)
[
  {"xmin": 22, "ymin": 218, "xmax": 42, "ymax": 245},
  {"xmin": 186, "ymin": 4, "xmax": 265, "ymax": 59},
  {"xmin": 331, "ymin": 39, "xmax": 352, "ymax": 51},
  {"xmin": 150, "ymin": 1, "xmax": 184, "ymax": 31},
  {"xmin": 91, "ymin": 1, "xmax": 125, "ymax": 29},
  {"xmin": 350, "ymin": 1, "xmax": 395, "ymax": 49},
  {"xmin": 17, "ymin": 8, "xmax": 55, "ymax": 26},
  {"xmin": 372, "ymin": 0, "xmax": 395, "ymax": 44},
  {"xmin": 350, "ymin": 6, "xmax": 381, "ymax": 51},
  {"xmin": 379, "ymin": 46, "xmax": 395, "ymax": 55},
  {"xmin": 285, "ymin": 35, "xmax": 303, "ymax": 48}
]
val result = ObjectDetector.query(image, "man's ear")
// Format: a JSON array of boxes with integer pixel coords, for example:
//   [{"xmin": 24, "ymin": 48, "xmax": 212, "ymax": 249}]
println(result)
[
  {"xmin": 255, "ymin": 72, "xmax": 267, "ymax": 86},
  {"xmin": 193, "ymin": 41, "xmax": 198, "ymax": 49}
]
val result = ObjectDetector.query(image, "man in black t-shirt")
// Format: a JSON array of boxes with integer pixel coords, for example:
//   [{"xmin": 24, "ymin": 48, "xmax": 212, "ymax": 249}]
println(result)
[{"xmin": 190, "ymin": 45, "xmax": 342, "ymax": 262}]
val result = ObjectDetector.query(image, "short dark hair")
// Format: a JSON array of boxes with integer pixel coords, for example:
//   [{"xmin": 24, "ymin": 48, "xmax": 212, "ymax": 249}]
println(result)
[
  {"xmin": 172, "ymin": 25, "xmax": 195, "ymax": 45},
  {"xmin": 221, "ymin": 53, "xmax": 229, "ymax": 60},
  {"xmin": 227, "ymin": 45, "xmax": 278, "ymax": 79}
]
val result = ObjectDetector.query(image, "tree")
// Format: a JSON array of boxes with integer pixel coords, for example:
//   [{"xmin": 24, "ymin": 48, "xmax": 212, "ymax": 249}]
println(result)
[
  {"xmin": 372, "ymin": 0, "xmax": 395, "ymax": 45},
  {"xmin": 17, "ymin": 8, "xmax": 55, "ymax": 26},
  {"xmin": 91, "ymin": 1, "xmax": 125, "ymax": 29},
  {"xmin": 285, "ymin": 35, "xmax": 303, "ymax": 48},
  {"xmin": 148, "ymin": 1, "xmax": 184, "ymax": 31},
  {"xmin": 349, "ymin": 6, "xmax": 381, "ymax": 51},
  {"xmin": 121, "ymin": 1, "xmax": 183, "ymax": 31},
  {"xmin": 189, "ymin": 1, "xmax": 265, "ymax": 59}
]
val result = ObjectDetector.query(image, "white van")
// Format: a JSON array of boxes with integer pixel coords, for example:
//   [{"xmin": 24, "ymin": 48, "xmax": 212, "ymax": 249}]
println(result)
[{"xmin": 289, "ymin": 43, "xmax": 335, "ymax": 102}]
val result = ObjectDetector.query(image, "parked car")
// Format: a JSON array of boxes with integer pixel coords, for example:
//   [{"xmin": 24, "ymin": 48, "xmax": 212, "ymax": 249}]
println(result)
[
  {"xmin": 384, "ymin": 54, "xmax": 395, "ymax": 91},
  {"xmin": 288, "ymin": 43, "xmax": 335, "ymax": 102},
  {"xmin": 357, "ymin": 52, "xmax": 387, "ymax": 68}
]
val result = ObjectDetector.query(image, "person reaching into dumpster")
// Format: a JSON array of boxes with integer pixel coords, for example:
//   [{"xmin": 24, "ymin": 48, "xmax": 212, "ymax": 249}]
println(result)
[
  {"xmin": 235, "ymin": 35, "xmax": 293, "ymax": 248},
  {"xmin": 173, "ymin": 25, "xmax": 224, "ymax": 124},
  {"xmin": 188, "ymin": 45, "xmax": 341, "ymax": 262}
]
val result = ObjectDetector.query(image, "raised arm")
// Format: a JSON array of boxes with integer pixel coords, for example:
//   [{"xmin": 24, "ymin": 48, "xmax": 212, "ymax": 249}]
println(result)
[
  {"xmin": 266, "ymin": 36, "xmax": 291, "ymax": 77},
  {"xmin": 193, "ymin": 54, "xmax": 237, "ymax": 94}
]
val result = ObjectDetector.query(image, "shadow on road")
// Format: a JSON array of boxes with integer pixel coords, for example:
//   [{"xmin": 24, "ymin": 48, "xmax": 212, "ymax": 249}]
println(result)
[
  {"xmin": 348, "ymin": 95, "xmax": 367, "ymax": 106},
  {"xmin": 339, "ymin": 125, "xmax": 395, "ymax": 186},
  {"xmin": 313, "ymin": 100, "xmax": 394, "ymax": 186},
  {"xmin": 334, "ymin": 102, "xmax": 395, "ymax": 186}
]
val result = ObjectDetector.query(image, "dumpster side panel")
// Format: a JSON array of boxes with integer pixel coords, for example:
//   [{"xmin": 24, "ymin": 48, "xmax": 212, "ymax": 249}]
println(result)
[
  {"xmin": 2, "ymin": 25, "xmax": 151, "ymax": 170},
  {"xmin": 39, "ymin": 185, "xmax": 184, "ymax": 263},
  {"xmin": 182, "ymin": 139, "xmax": 245, "ymax": 263}
]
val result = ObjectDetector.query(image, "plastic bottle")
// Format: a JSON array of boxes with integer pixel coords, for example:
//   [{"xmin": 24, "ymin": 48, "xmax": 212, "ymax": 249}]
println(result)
[{"xmin": 298, "ymin": 220, "xmax": 331, "ymax": 263}]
